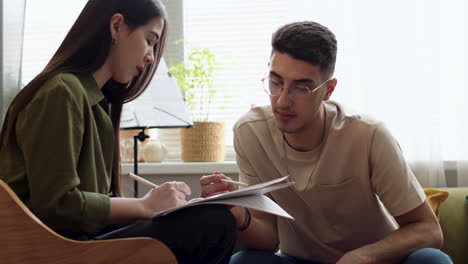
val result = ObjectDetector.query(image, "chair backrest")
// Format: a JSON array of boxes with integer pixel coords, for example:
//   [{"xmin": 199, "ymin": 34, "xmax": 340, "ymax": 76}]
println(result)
[{"xmin": 0, "ymin": 180, "xmax": 177, "ymax": 264}]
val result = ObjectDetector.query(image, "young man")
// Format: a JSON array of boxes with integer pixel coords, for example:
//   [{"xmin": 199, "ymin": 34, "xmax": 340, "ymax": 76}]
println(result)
[{"xmin": 200, "ymin": 21, "xmax": 452, "ymax": 263}]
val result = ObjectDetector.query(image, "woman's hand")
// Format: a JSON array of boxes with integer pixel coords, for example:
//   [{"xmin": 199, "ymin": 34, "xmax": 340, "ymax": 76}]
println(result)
[
  {"xmin": 140, "ymin": 181, "xmax": 191, "ymax": 218},
  {"xmin": 200, "ymin": 171, "xmax": 237, "ymax": 198}
]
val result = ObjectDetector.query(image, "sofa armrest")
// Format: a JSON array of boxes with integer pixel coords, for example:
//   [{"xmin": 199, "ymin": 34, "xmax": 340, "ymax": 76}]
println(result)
[{"xmin": 438, "ymin": 187, "xmax": 468, "ymax": 263}]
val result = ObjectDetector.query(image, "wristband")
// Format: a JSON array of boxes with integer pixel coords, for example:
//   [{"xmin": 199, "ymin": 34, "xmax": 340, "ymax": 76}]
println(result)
[{"xmin": 238, "ymin": 207, "xmax": 251, "ymax": 231}]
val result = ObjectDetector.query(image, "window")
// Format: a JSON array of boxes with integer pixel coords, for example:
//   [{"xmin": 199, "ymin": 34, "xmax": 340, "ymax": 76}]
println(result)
[
  {"xmin": 175, "ymin": 0, "xmax": 468, "ymax": 163},
  {"xmin": 22, "ymin": 0, "xmax": 468, "ymax": 164},
  {"xmin": 159, "ymin": 0, "xmax": 288, "ymax": 160},
  {"xmin": 22, "ymin": 0, "xmax": 87, "ymax": 85}
]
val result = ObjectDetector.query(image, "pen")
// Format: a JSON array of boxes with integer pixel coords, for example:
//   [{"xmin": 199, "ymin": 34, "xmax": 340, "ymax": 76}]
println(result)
[
  {"xmin": 129, "ymin": 172, "xmax": 159, "ymax": 188},
  {"xmin": 221, "ymin": 179, "xmax": 249, "ymax": 187}
]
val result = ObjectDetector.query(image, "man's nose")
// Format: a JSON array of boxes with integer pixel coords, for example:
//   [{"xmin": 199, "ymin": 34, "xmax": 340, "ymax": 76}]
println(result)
[{"xmin": 275, "ymin": 87, "xmax": 291, "ymax": 107}]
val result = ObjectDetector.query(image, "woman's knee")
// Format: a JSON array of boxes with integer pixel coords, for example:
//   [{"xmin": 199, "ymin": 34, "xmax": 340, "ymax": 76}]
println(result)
[
  {"xmin": 150, "ymin": 205, "xmax": 237, "ymax": 263},
  {"xmin": 181, "ymin": 205, "xmax": 236, "ymax": 236},
  {"xmin": 192, "ymin": 204, "xmax": 236, "ymax": 226},
  {"xmin": 181, "ymin": 205, "xmax": 237, "ymax": 262}
]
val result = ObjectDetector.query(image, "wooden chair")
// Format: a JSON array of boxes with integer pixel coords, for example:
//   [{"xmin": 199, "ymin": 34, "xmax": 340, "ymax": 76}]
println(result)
[{"xmin": 0, "ymin": 180, "xmax": 177, "ymax": 264}]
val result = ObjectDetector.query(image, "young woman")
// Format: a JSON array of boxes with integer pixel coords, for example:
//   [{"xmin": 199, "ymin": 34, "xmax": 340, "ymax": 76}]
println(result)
[{"xmin": 0, "ymin": 0, "xmax": 236, "ymax": 263}]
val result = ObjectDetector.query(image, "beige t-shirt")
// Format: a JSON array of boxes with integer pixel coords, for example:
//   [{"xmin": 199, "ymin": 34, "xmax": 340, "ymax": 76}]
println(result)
[{"xmin": 233, "ymin": 101, "xmax": 426, "ymax": 263}]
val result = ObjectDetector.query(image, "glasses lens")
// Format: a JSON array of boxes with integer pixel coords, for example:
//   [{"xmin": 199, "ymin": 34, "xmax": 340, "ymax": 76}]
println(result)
[
  {"xmin": 263, "ymin": 78, "xmax": 281, "ymax": 96},
  {"xmin": 263, "ymin": 76, "xmax": 330, "ymax": 97}
]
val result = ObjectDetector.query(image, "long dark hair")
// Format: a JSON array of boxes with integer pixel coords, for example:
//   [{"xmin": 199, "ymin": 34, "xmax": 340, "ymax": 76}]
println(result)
[{"xmin": 0, "ymin": 0, "xmax": 168, "ymax": 197}]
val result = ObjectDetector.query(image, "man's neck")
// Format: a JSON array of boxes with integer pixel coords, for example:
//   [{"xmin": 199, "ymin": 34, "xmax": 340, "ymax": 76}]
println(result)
[{"xmin": 283, "ymin": 106, "xmax": 326, "ymax": 152}]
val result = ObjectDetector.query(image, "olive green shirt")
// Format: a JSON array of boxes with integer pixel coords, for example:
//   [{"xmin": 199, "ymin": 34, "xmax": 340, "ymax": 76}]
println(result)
[{"xmin": 0, "ymin": 73, "xmax": 113, "ymax": 235}]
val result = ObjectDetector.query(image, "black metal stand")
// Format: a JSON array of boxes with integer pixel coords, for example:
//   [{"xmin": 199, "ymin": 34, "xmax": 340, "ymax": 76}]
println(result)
[{"xmin": 133, "ymin": 128, "xmax": 150, "ymax": 197}]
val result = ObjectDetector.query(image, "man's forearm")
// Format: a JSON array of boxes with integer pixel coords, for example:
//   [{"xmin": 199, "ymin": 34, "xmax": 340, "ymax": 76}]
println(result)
[
  {"xmin": 231, "ymin": 207, "xmax": 279, "ymax": 251},
  {"xmin": 238, "ymin": 216, "xmax": 279, "ymax": 251},
  {"xmin": 347, "ymin": 221, "xmax": 443, "ymax": 264}
]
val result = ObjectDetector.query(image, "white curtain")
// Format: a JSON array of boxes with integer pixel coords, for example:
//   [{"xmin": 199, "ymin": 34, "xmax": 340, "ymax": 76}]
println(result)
[
  {"xmin": 182, "ymin": 0, "xmax": 468, "ymax": 187},
  {"xmin": 1, "ymin": 0, "xmax": 26, "ymax": 119},
  {"xmin": 287, "ymin": 0, "xmax": 468, "ymax": 187},
  {"xmin": 15, "ymin": 0, "xmax": 468, "ymax": 187}
]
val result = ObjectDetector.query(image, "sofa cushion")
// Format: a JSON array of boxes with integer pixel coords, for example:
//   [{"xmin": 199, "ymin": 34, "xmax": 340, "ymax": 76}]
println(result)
[{"xmin": 424, "ymin": 188, "xmax": 449, "ymax": 218}]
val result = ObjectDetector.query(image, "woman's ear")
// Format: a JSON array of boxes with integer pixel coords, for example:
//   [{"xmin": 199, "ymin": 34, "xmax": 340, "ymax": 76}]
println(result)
[{"xmin": 109, "ymin": 13, "xmax": 124, "ymax": 42}]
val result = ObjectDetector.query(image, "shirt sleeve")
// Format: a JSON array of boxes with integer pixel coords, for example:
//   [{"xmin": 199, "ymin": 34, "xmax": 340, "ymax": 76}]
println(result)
[
  {"xmin": 233, "ymin": 125, "xmax": 263, "ymax": 186},
  {"xmin": 370, "ymin": 123, "xmax": 426, "ymax": 217},
  {"xmin": 16, "ymin": 82, "xmax": 110, "ymax": 234}
]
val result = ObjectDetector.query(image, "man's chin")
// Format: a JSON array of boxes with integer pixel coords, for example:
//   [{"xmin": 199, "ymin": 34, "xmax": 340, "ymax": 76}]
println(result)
[{"xmin": 275, "ymin": 119, "xmax": 302, "ymax": 134}]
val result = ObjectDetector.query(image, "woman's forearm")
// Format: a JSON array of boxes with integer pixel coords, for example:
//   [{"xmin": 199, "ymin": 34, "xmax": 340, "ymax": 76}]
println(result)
[{"xmin": 108, "ymin": 197, "xmax": 147, "ymax": 224}]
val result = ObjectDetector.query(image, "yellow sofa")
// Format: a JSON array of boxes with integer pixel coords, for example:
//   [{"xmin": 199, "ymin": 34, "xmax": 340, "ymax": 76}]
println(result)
[{"xmin": 438, "ymin": 187, "xmax": 468, "ymax": 263}]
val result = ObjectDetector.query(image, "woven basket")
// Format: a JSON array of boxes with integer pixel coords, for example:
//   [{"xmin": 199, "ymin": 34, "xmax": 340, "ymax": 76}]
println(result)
[{"xmin": 180, "ymin": 121, "xmax": 226, "ymax": 162}]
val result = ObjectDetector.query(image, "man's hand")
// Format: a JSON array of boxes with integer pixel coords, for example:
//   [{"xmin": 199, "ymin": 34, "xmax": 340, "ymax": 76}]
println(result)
[
  {"xmin": 200, "ymin": 171, "xmax": 237, "ymax": 198},
  {"xmin": 199, "ymin": 172, "xmax": 249, "ymax": 229},
  {"xmin": 336, "ymin": 250, "xmax": 379, "ymax": 264}
]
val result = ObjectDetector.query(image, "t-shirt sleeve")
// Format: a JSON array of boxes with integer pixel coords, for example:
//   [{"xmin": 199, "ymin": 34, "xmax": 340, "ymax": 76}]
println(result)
[
  {"xmin": 233, "ymin": 125, "xmax": 264, "ymax": 186},
  {"xmin": 370, "ymin": 123, "xmax": 426, "ymax": 217},
  {"xmin": 16, "ymin": 82, "xmax": 110, "ymax": 234}
]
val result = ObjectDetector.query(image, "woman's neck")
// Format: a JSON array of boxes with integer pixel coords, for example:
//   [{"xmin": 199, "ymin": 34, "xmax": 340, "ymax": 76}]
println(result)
[{"xmin": 92, "ymin": 63, "xmax": 112, "ymax": 89}]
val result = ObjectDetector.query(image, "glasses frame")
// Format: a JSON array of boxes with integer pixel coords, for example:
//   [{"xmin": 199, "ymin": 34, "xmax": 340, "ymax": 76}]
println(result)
[{"xmin": 261, "ymin": 76, "xmax": 330, "ymax": 98}]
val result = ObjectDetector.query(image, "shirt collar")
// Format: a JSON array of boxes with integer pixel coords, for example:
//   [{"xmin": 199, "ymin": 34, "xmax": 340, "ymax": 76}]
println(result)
[{"xmin": 77, "ymin": 73, "xmax": 104, "ymax": 106}]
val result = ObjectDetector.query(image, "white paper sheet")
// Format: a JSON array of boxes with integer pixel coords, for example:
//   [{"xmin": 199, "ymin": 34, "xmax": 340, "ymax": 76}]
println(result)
[{"xmin": 153, "ymin": 175, "xmax": 294, "ymax": 219}]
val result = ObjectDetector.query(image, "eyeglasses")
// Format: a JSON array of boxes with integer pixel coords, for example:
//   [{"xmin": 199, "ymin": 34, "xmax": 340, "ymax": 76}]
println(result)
[{"xmin": 262, "ymin": 77, "xmax": 330, "ymax": 98}]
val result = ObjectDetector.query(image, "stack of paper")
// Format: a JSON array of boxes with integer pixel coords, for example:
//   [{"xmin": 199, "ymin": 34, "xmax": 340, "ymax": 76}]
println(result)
[{"xmin": 154, "ymin": 176, "xmax": 294, "ymax": 219}]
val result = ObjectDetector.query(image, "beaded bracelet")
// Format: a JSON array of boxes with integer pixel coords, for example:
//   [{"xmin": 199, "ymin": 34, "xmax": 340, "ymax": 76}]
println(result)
[{"xmin": 238, "ymin": 207, "xmax": 251, "ymax": 231}]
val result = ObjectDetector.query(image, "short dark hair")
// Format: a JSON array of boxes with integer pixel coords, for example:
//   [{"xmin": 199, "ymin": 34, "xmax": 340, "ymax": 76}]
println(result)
[{"xmin": 272, "ymin": 21, "xmax": 337, "ymax": 78}]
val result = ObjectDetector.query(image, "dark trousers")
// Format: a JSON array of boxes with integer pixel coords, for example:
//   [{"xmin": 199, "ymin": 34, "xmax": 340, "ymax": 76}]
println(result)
[{"xmin": 64, "ymin": 205, "xmax": 237, "ymax": 264}]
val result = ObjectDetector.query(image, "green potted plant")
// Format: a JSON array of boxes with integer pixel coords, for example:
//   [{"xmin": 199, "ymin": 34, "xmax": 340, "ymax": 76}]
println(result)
[{"xmin": 169, "ymin": 47, "xmax": 226, "ymax": 162}]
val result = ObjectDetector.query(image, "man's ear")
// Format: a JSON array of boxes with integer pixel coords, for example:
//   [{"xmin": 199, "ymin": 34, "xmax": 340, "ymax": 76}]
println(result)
[
  {"xmin": 109, "ymin": 13, "xmax": 124, "ymax": 40},
  {"xmin": 323, "ymin": 78, "xmax": 337, "ymax": 101}
]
